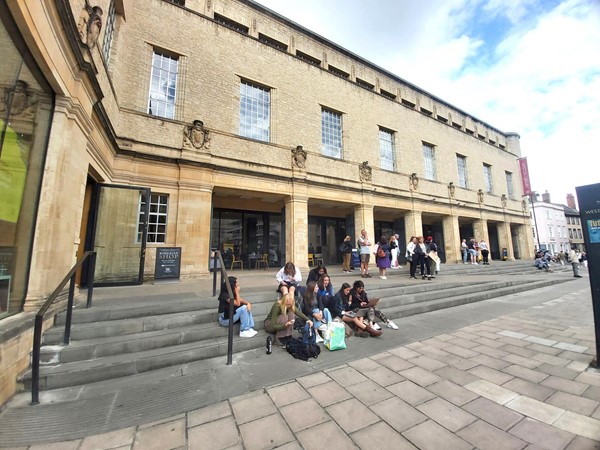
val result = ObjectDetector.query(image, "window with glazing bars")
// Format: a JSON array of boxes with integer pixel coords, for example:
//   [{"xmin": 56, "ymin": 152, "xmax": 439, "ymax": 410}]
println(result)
[
  {"xmin": 138, "ymin": 194, "xmax": 169, "ymax": 243},
  {"xmin": 423, "ymin": 143, "xmax": 436, "ymax": 180},
  {"xmin": 456, "ymin": 154, "xmax": 468, "ymax": 188},
  {"xmin": 322, "ymin": 109, "xmax": 342, "ymax": 158},
  {"xmin": 379, "ymin": 128, "xmax": 395, "ymax": 171},
  {"xmin": 102, "ymin": 0, "xmax": 116, "ymax": 64},
  {"xmin": 506, "ymin": 171, "xmax": 514, "ymax": 199},
  {"xmin": 148, "ymin": 51, "xmax": 178, "ymax": 119},
  {"xmin": 483, "ymin": 164, "xmax": 493, "ymax": 193},
  {"xmin": 239, "ymin": 81, "xmax": 270, "ymax": 142}
]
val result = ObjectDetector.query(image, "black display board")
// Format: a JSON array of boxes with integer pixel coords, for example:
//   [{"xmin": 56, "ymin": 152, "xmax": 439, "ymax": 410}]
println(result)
[
  {"xmin": 576, "ymin": 183, "xmax": 600, "ymax": 366},
  {"xmin": 155, "ymin": 247, "xmax": 181, "ymax": 280}
]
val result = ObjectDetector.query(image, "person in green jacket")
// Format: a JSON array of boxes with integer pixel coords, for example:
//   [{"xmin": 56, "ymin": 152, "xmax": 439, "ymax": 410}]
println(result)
[{"xmin": 264, "ymin": 293, "xmax": 313, "ymax": 348}]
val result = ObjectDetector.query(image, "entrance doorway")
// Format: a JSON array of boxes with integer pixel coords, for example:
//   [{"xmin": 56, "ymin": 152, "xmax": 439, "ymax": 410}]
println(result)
[{"xmin": 88, "ymin": 184, "xmax": 150, "ymax": 285}]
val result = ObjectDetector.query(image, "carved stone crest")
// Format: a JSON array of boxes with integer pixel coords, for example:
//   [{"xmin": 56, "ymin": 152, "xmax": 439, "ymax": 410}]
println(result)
[
  {"xmin": 183, "ymin": 120, "xmax": 211, "ymax": 150},
  {"xmin": 501, "ymin": 194, "xmax": 508, "ymax": 208},
  {"xmin": 0, "ymin": 80, "xmax": 37, "ymax": 118},
  {"xmin": 477, "ymin": 189, "xmax": 485, "ymax": 204},
  {"xmin": 292, "ymin": 145, "xmax": 307, "ymax": 169},
  {"xmin": 77, "ymin": 2, "xmax": 103, "ymax": 48},
  {"xmin": 359, "ymin": 161, "xmax": 372, "ymax": 182}
]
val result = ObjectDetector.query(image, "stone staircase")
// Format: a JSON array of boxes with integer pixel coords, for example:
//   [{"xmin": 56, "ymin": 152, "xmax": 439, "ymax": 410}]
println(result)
[{"xmin": 17, "ymin": 260, "xmax": 575, "ymax": 393}]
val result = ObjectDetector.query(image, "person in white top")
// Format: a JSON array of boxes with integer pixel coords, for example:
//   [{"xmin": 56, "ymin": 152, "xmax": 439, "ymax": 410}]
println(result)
[{"xmin": 275, "ymin": 262, "xmax": 302, "ymax": 296}]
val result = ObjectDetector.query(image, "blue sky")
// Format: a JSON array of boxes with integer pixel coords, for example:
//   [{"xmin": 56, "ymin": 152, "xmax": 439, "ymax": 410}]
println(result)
[{"xmin": 254, "ymin": 0, "xmax": 600, "ymax": 208}]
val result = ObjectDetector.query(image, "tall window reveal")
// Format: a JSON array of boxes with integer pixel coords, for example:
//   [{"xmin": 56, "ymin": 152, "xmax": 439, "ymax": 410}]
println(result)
[
  {"xmin": 239, "ymin": 81, "xmax": 270, "ymax": 142},
  {"xmin": 102, "ymin": 0, "xmax": 116, "ymax": 64},
  {"xmin": 457, "ymin": 154, "xmax": 468, "ymax": 188},
  {"xmin": 379, "ymin": 128, "xmax": 395, "ymax": 171},
  {"xmin": 483, "ymin": 164, "xmax": 493, "ymax": 193},
  {"xmin": 423, "ymin": 143, "xmax": 436, "ymax": 180},
  {"xmin": 506, "ymin": 171, "xmax": 514, "ymax": 199},
  {"xmin": 148, "ymin": 51, "xmax": 178, "ymax": 119},
  {"xmin": 322, "ymin": 108, "xmax": 342, "ymax": 158},
  {"xmin": 138, "ymin": 194, "xmax": 169, "ymax": 243}
]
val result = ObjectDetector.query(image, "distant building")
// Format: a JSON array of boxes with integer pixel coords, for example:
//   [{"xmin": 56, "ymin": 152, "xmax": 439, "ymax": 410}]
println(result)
[
  {"xmin": 564, "ymin": 194, "xmax": 584, "ymax": 252},
  {"xmin": 530, "ymin": 191, "xmax": 573, "ymax": 254}
]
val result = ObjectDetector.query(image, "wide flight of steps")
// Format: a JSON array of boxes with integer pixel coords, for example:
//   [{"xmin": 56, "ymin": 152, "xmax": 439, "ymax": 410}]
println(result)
[{"xmin": 17, "ymin": 260, "xmax": 574, "ymax": 394}]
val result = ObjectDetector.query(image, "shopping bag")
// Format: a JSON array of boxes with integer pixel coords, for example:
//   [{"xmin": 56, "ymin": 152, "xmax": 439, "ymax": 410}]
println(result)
[{"xmin": 324, "ymin": 320, "xmax": 346, "ymax": 351}]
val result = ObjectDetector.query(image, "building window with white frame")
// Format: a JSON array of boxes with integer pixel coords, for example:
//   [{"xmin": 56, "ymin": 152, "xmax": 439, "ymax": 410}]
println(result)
[
  {"xmin": 138, "ymin": 194, "xmax": 169, "ymax": 244},
  {"xmin": 239, "ymin": 81, "xmax": 270, "ymax": 142},
  {"xmin": 548, "ymin": 225, "xmax": 554, "ymax": 238},
  {"xmin": 321, "ymin": 108, "xmax": 343, "ymax": 159},
  {"xmin": 423, "ymin": 143, "xmax": 436, "ymax": 180},
  {"xmin": 148, "ymin": 51, "xmax": 179, "ymax": 119},
  {"xmin": 456, "ymin": 154, "xmax": 468, "ymax": 188},
  {"xmin": 483, "ymin": 164, "xmax": 493, "ymax": 193},
  {"xmin": 379, "ymin": 127, "xmax": 395, "ymax": 171},
  {"xmin": 102, "ymin": 0, "xmax": 116, "ymax": 64},
  {"xmin": 578, "ymin": 229, "xmax": 582, "ymax": 239},
  {"xmin": 505, "ymin": 171, "xmax": 514, "ymax": 199}
]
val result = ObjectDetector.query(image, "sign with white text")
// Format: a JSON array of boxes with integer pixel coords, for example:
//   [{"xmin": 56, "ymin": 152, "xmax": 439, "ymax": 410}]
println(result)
[{"xmin": 155, "ymin": 247, "xmax": 181, "ymax": 280}]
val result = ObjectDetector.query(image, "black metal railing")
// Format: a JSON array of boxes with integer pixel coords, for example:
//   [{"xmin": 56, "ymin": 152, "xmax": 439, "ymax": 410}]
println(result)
[
  {"xmin": 211, "ymin": 250, "xmax": 236, "ymax": 365},
  {"xmin": 31, "ymin": 251, "xmax": 96, "ymax": 404}
]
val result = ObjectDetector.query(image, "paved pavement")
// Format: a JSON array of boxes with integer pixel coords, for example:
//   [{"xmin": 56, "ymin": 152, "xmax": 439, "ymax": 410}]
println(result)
[{"xmin": 1, "ymin": 271, "xmax": 598, "ymax": 449}]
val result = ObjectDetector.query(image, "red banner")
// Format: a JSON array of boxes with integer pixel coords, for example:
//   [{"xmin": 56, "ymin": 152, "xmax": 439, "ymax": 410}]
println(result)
[{"xmin": 518, "ymin": 157, "xmax": 532, "ymax": 195}]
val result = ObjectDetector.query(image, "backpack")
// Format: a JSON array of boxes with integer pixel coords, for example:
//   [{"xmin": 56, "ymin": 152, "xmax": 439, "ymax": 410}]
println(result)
[
  {"xmin": 286, "ymin": 324, "xmax": 321, "ymax": 361},
  {"xmin": 377, "ymin": 246, "xmax": 386, "ymax": 258}
]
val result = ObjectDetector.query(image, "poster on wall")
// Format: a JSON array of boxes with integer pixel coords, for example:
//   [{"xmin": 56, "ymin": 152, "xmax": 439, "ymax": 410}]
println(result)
[{"xmin": 154, "ymin": 247, "xmax": 181, "ymax": 280}]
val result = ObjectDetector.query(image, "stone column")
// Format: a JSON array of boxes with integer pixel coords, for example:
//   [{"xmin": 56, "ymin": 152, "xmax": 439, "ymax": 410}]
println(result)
[
  {"xmin": 285, "ymin": 194, "xmax": 309, "ymax": 270},
  {"xmin": 404, "ymin": 210, "xmax": 422, "ymax": 242},
  {"xmin": 175, "ymin": 184, "xmax": 213, "ymax": 276},
  {"xmin": 354, "ymin": 204, "xmax": 374, "ymax": 244},
  {"xmin": 473, "ymin": 218, "xmax": 489, "ymax": 243},
  {"xmin": 516, "ymin": 223, "xmax": 534, "ymax": 260},
  {"xmin": 442, "ymin": 215, "xmax": 461, "ymax": 264}
]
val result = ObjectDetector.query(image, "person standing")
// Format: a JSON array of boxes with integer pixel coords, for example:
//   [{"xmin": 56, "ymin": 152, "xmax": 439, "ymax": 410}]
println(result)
[
  {"xmin": 340, "ymin": 236, "xmax": 353, "ymax": 273},
  {"xmin": 407, "ymin": 236, "xmax": 418, "ymax": 279},
  {"xmin": 425, "ymin": 236, "xmax": 440, "ymax": 275},
  {"xmin": 461, "ymin": 239, "xmax": 468, "ymax": 264},
  {"xmin": 358, "ymin": 229, "xmax": 373, "ymax": 278},
  {"xmin": 374, "ymin": 236, "xmax": 391, "ymax": 279},
  {"xmin": 479, "ymin": 239, "xmax": 490, "ymax": 265},
  {"xmin": 467, "ymin": 238, "xmax": 478, "ymax": 265},
  {"xmin": 389, "ymin": 235, "xmax": 400, "ymax": 269},
  {"xmin": 569, "ymin": 246, "xmax": 582, "ymax": 278}
]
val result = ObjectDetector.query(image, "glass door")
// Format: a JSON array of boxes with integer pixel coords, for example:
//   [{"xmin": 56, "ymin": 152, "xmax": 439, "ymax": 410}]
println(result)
[{"xmin": 91, "ymin": 184, "xmax": 150, "ymax": 285}]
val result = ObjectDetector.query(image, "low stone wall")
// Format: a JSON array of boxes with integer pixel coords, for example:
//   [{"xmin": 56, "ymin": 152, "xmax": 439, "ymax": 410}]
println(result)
[{"xmin": 0, "ymin": 313, "xmax": 52, "ymax": 406}]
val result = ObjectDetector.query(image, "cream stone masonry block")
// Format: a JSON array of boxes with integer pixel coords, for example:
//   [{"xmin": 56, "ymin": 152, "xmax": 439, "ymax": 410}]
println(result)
[
  {"xmin": 464, "ymin": 380, "xmax": 519, "ymax": 405},
  {"xmin": 554, "ymin": 411, "xmax": 600, "ymax": 441}
]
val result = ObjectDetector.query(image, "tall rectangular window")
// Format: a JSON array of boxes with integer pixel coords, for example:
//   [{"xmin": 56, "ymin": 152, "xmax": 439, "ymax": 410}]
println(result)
[
  {"xmin": 456, "ymin": 154, "xmax": 468, "ymax": 188},
  {"xmin": 483, "ymin": 164, "xmax": 493, "ymax": 193},
  {"xmin": 239, "ymin": 81, "xmax": 270, "ymax": 142},
  {"xmin": 505, "ymin": 171, "xmax": 514, "ymax": 199},
  {"xmin": 138, "ymin": 194, "xmax": 169, "ymax": 243},
  {"xmin": 321, "ymin": 108, "xmax": 342, "ymax": 158},
  {"xmin": 148, "ymin": 51, "xmax": 178, "ymax": 119},
  {"xmin": 102, "ymin": 0, "xmax": 116, "ymax": 64},
  {"xmin": 379, "ymin": 128, "xmax": 395, "ymax": 171},
  {"xmin": 548, "ymin": 225, "xmax": 554, "ymax": 238},
  {"xmin": 423, "ymin": 143, "xmax": 436, "ymax": 180}
]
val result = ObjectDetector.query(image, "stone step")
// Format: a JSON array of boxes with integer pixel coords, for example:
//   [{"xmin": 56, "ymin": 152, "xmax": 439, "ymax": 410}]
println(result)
[{"xmin": 21, "ymin": 277, "xmax": 573, "ymax": 391}]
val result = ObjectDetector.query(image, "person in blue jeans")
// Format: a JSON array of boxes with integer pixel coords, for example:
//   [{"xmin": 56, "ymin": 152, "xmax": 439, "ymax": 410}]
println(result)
[
  {"xmin": 301, "ymin": 281, "xmax": 332, "ymax": 343},
  {"xmin": 218, "ymin": 276, "xmax": 257, "ymax": 338}
]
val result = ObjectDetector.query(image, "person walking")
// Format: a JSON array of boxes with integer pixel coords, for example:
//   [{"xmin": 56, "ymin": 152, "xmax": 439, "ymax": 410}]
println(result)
[
  {"xmin": 461, "ymin": 239, "xmax": 468, "ymax": 264},
  {"xmin": 569, "ymin": 246, "xmax": 582, "ymax": 278}
]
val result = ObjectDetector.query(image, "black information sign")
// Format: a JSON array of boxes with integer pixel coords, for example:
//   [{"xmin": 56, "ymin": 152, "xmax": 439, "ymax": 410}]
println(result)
[
  {"xmin": 576, "ymin": 183, "xmax": 600, "ymax": 366},
  {"xmin": 155, "ymin": 247, "xmax": 182, "ymax": 280}
]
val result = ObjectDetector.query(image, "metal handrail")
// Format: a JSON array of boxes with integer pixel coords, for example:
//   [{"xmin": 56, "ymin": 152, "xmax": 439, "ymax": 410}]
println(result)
[
  {"xmin": 211, "ymin": 250, "xmax": 236, "ymax": 365},
  {"xmin": 31, "ymin": 251, "xmax": 97, "ymax": 404}
]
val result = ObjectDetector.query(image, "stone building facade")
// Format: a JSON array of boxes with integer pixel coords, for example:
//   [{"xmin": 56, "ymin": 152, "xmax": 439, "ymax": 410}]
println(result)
[{"xmin": 1, "ymin": 0, "xmax": 534, "ymax": 315}]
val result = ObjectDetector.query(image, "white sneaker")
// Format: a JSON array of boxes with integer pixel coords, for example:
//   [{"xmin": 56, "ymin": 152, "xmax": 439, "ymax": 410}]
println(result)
[
  {"xmin": 240, "ymin": 330, "xmax": 256, "ymax": 338},
  {"xmin": 249, "ymin": 328, "xmax": 258, "ymax": 336},
  {"xmin": 372, "ymin": 323, "xmax": 382, "ymax": 331},
  {"xmin": 386, "ymin": 321, "xmax": 399, "ymax": 330},
  {"xmin": 315, "ymin": 334, "xmax": 324, "ymax": 343},
  {"xmin": 380, "ymin": 276, "xmax": 387, "ymax": 280}
]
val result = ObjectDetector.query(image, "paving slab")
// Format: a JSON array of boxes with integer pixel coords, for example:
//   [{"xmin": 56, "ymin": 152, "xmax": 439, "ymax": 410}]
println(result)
[
  {"xmin": 509, "ymin": 418, "xmax": 575, "ymax": 450},
  {"xmin": 345, "ymin": 379, "xmax": 394, "ymax": 406},
  {"xmin": 554, "ymin": 411, "xmax": 600, "ymax": 441},
  {"xmin": 416, "ymin": 397, "xmax": 477, "ymax": 432},
  {"xmin": 546, "ymin": 391, "xmax": 600, "ymax": 416},
  {"xmin": 505, "ymin": 395, "xmax": 565, "ymax": 424},
  {"xmin": 267, "ymin": 381, "xmax": 310, "ymax": 408},
  {"xmin": 238, "ymin": 413, "xmax": 295, "ymax": 450},
  {"xmin": 279, "ymin": 398, "xmax": 329, "ymax": 433},
  {"xmin": 461, "ymin": 397, "xmax": 524, "ymax": 431},
  {"xmin": 349, "ymin": 420, "xmax": 418, "ymax": 450},
  {"xmin": 369, "ymin": 397, "xmax": 427, "ymax": 433},
  {"xmin": 457, "ymin": 419, "xmax": 527, "ymax": 450},
  {"xmin": 132, "ymin": 418, "xmax": 186, "ymax": 450},
  {"xmin": 402, "ymin": 420, "xmax": 472, "ymax": 450},
  {"xmin": 326, "ymin": 398, "xmax": 380, "ymax": 434},
  {"xmin": 296, "ymin": 420, "xmax": 356, "ymax": 450},
  {"xmin": 502, "ymin": 377, "xmax": 555, "ymax": 401}
]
